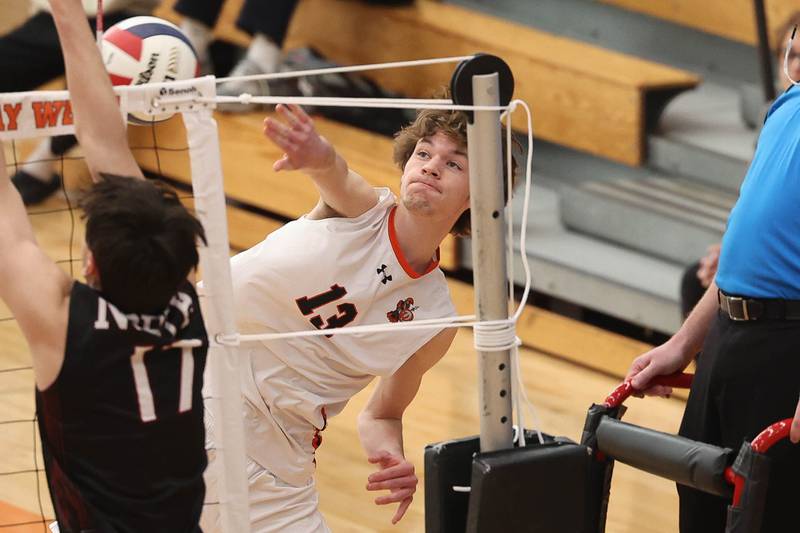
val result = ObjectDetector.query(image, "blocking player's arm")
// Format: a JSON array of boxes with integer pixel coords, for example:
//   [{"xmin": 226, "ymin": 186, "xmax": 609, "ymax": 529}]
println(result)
[
  {"xmin": 48, "ymin": 0, "xmax": 143, "ymax": 182},
  {"xmin": 357, "ymin": 327, "xmax": 457, "ymax": 523},
  {"xmin": 0, "ymin": 144, "xmax": 72, "ymax": 389},
  {"xmin": 263, "ymin": 104, "xmax": 377, "ymax": 218}
]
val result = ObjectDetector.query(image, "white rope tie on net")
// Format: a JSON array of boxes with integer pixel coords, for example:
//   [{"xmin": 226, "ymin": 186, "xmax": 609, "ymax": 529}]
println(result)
[
  {"xmin": 215, "ymin": 55, "xmax": 475, "ymax": 84},
  {"xmin": 504, "ymin": 100, "xmax": 544, "ymax": 445},
  {"xmin": 212, "ymin": 315, "xmax": 478, "ymax": 346},
  {"xmin": 214, "ymin": 333, "xmax": 241, "ymax": 347},
  {"xmin": 154, "ymin": 92, "xmax": 510, "ymax": 112},
  {"xmin": 154, "ymin": 55, "xmax": 476, "ymax": 108},
  {"xmin": 473, "ymin": 320, "xmax": 520, "ymax": 352},
  {"xmin": 203, "ymin": 97, "xmax": 510, "ymax": 112}
]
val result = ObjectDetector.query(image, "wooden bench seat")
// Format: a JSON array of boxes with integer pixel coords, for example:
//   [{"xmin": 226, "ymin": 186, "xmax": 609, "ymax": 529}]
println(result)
[
  {"xmin": 600, "ymin": 0, "xmax": 797, "ymax": 47},
  {"xmin": 285, "ymin": 0, "xmax": 699, "ymax": 166},
  {"xmin": 157, "ymin": 0, "xmax": 699, "ymax": 166}
]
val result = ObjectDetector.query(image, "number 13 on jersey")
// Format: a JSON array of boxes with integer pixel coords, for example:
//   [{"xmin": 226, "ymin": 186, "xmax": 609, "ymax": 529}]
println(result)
[{"xmin": 295, "ymin": 284, "xmax": 359, "ymax": 334}]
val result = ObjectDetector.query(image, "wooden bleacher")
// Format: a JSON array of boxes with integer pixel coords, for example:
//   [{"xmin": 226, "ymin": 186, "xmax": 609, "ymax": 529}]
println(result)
[
  {"xmin": 600, "ymin": 0, "xmax": 797, "ymax": 47},
  {"xmin": 285, "ymin": 0, "xmax": 699, "ymax": 167},
  {"xmin": 157, "ymin": 0, "xmax": 699, "ymax": 166}
]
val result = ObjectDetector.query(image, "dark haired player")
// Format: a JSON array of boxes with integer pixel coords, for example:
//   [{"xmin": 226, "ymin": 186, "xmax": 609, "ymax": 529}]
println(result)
[{"xmin": 0, "ymin": 0, "xmax": 209, "ymax": 531}]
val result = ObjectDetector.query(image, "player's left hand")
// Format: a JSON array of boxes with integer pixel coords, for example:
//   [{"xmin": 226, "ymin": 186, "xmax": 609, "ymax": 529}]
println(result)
[
  {"xmin": 791, "ymin": 396, "xmax": 800, "ymax": 444},
  {"xmin": 366, "ymin": 450, "xmax": 418, "ymax": 524}
]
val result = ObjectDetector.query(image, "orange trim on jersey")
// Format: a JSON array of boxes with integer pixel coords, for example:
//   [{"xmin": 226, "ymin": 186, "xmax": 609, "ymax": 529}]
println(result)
[{"xmin": 388, "ymin": 206, "xmax": 440, "ymax": 279}]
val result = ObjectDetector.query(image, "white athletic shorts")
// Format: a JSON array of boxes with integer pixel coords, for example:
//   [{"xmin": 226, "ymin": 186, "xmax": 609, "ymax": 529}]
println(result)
[{"xmin": 201, "ymin": 441, "xmax": 330, "ymax": 533}]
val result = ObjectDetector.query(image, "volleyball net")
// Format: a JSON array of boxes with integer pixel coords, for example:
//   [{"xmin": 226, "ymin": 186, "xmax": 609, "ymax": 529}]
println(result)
[{"xmin": 0, "ymin": 57, "xmax": 536, "ymax": 532}]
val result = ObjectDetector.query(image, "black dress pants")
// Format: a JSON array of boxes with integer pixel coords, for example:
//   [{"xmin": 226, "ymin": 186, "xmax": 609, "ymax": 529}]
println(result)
[{"xmin": 678, "ymin": 313, "xmax": 800, "ymax": 532}]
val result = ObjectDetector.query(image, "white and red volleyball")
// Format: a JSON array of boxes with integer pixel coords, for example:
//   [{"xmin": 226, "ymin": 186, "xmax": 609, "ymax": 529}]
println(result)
[{"xmin": 101, "ymin": 16, "xmax": 199, "ymax": 124}]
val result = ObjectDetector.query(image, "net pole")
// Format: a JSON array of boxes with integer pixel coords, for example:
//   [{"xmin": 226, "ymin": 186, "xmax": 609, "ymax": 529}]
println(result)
[
  {"xmin": 467, "ymin": 73, "xmax": 514, "ymax": 452},
  {"xmin": 182, "ymin": 107, "xmax": 249, "ymax": 533}
]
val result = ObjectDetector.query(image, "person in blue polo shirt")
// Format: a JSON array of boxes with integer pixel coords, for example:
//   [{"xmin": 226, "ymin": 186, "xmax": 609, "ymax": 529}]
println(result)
[{"xmin": 625, "ymin": 38, "xmax": 800, "ymax": 533}]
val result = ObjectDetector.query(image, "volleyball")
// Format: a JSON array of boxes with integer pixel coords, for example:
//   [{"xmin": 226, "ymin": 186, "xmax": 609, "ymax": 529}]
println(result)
[{"xmin": 101, "ymin": 16, "xmax": 199, "ymax": 124}]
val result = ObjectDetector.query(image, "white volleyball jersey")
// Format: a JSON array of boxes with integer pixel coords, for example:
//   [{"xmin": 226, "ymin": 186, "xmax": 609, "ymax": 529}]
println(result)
[{"xmin": 230, "ymin": 188, "xmax": 456, "ymax": 486}]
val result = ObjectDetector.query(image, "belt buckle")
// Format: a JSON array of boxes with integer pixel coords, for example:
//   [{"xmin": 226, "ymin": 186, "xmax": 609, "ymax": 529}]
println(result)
[{"xmin": 726, "ymin": 296, "xmax": 750, "ymax": 321}]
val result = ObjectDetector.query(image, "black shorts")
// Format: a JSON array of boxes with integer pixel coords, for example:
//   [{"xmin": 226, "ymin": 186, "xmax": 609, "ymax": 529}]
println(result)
[{"xmin": 678, "ymin": 313, "xmax": 800, "ymax": 533}]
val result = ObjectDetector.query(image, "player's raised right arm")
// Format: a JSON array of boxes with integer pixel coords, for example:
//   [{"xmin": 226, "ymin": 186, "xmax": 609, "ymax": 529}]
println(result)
[
  {"xmin": 263, "ymin": 104, "xmax": 377, "ymax": 218},
  {"xmin": 48, "ymin": 0, "xmax": 143, "ymax": 182}
]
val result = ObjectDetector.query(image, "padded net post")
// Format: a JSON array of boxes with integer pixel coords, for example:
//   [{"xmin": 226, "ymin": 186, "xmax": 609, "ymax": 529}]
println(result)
[{"xmin": 182, "ymin": 94, "xmax": 249, "ymax": 532}]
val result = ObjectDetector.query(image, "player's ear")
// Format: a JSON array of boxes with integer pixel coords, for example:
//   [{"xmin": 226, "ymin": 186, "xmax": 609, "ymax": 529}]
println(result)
[{"xmin": 83, "ymin": 249, "xmax": 98, "ymax": 281}]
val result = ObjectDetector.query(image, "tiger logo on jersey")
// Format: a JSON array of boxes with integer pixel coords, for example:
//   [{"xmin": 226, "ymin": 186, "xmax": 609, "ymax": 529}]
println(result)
[{"xmin": 387, "ymin": 297, "xmax": 418, "ymax": 322}]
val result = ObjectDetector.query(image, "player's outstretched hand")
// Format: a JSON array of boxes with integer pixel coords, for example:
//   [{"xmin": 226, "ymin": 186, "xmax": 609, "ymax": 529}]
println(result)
[
  {"xmin": 626, "ymin": 341, "xmax": 693, "ymax": 398},
  {"xmin": 263, "ymin": 104, "xmax": 335, "ymax": 173},
  {"xmin": 366, "ymin": 450, "xmax": 418, "ymax": 524}
]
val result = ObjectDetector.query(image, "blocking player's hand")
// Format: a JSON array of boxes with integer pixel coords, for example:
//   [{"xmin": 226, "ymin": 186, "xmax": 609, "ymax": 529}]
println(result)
[
  {"xmin": 791, "ymin": 396, "xmax": 800, "ymax": 444},
  {"xmin": 366, "ymin": 450, "xmax": 418, "ymax": 524},
  {"xmin": 263, "ymin": 104, "xmax": 335, "ymax": 173},
  {"xmin": 626, "ymin": 341, "xmax": 692, "ymax": 398}
]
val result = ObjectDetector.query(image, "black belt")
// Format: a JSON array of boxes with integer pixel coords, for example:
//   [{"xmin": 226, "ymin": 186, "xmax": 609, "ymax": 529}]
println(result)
[{"xmin": 718, "ymin": 290, "xmax": 800, "ymax": 321}]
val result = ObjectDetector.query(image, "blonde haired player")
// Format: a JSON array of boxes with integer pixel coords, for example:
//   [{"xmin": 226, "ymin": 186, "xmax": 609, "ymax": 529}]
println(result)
[{"xmin": 204, "ymin": 102, "xmax": 499, "ymax": 532}]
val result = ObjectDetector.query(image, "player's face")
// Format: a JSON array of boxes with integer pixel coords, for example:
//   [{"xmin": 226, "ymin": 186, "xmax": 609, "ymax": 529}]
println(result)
[{"xmin": 400, "ymin": 132, "xmax": 470, "ymax": 220}]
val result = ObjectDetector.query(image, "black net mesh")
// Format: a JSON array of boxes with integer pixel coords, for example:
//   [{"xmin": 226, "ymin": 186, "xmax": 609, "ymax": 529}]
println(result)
[{"xmin": 0, "ymin": 117, "xmax": 194, "ymax": 530}]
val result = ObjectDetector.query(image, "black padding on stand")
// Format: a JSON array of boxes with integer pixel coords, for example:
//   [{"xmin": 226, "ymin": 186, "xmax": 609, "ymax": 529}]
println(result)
[
  {"xmin": 596, "ymin": 417, "xmax": 734, "ymax": 497},
  {"xmin": 580, "ymin": 404, "xmax": 625, "ymax": 532},
  {"xmin": 726, "ymin": 442, "xmax": 772, "ymax": 533},
  {"xmin": 425, "ymin": 432, "xmax": 603, "ymax": 533},
  {"xmin": 466, "ymin": 437, "xmax": 592, "ymax": 533},
  {"xmin": 424, "ymin": 435, "xmax": 479, "ymax": 533}
]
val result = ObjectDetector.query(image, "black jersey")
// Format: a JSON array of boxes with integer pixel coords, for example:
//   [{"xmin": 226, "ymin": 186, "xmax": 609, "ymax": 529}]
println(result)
[{"xmin": 36, "ymin": 281, "xmax": 208, "ymax": 533}]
